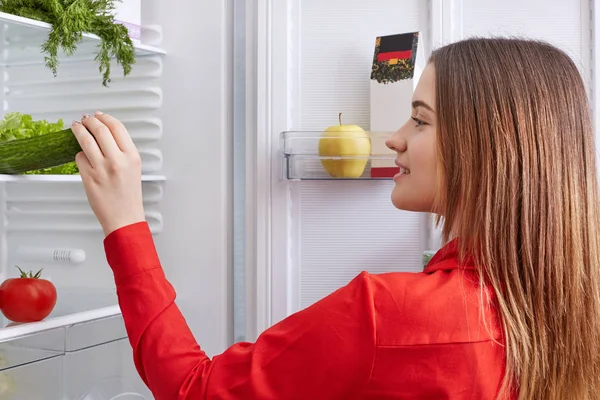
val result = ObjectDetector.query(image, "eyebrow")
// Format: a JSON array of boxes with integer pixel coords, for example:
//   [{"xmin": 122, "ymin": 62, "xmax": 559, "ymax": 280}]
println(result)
[{"xmin": 412, "ymin": 100, "xmax": 435, "ymax": 113}]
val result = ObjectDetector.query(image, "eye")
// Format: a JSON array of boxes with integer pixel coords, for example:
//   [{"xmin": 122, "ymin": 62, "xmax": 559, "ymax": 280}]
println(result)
[{"xmin": 411, "ymin": 116, "xmax": 426, "ymax": 127}]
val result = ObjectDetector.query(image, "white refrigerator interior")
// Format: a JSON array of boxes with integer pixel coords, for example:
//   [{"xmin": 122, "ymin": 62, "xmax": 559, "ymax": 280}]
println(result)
[
  {"xmin": 0, "ymin": 0, "xmax": 591, "ymax": 398},
  {"xmin": 0, "ymin": 0, "xmax": 232, "ymax": 398}
]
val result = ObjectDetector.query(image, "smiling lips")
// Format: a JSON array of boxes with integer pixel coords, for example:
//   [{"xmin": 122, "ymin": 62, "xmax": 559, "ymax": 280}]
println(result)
[{"xmin": 395, "ymin": 160, "xmax": 411, "ymax": 175}]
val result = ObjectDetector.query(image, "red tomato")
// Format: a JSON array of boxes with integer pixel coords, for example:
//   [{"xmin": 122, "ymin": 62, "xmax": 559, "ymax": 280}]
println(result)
[{"xmin": 0, "ymin": 267, "xmax": 57, "ymax": 323}]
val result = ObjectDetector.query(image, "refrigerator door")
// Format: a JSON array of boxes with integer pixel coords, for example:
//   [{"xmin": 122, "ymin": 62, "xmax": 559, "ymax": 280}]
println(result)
[
  {"xmin": 242, "ymin": 0, "xmax": 592, "ymax": 336},
  {"xmin": 244, "ymin": 0, "xmax": 431, "ymax": 332}
]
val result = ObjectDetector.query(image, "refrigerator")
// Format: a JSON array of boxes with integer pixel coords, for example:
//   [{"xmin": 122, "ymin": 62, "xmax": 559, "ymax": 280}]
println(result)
[{"xmin": 0, "ymin": 0, "xmax": 590, "ymax": 398}]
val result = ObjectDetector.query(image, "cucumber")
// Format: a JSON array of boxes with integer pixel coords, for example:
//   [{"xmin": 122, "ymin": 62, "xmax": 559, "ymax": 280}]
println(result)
[{"xmin": 0, "ymin": 128, "xmax": 82, "ymax": 174}]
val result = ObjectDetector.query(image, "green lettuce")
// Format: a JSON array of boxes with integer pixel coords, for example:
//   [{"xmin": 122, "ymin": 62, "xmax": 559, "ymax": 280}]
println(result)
[{"xmin": 0, "ymin": 112, "xmax": 79, "ymax": 175}]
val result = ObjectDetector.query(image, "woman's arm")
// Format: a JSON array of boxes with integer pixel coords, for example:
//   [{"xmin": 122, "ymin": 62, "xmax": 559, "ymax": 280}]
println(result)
[
  {"xmin": 105, "ymin": 221, "xmax": 377, "ymax": 400},
  {"xmin": 70, "ymin": 112, "xmax": 376, "ymax": 398}
]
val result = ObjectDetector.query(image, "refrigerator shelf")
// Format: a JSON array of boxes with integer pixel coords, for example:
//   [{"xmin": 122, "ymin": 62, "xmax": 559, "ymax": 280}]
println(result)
[
  {"xmin": 0, "ymin": 11, "xmax": 165, "ymax": 67},
  {"xmin": 0, "ymin": 286, "xmax": 122, "ymax": 345},
  {"xmin": 0, "ymin": 285, "xmax": 128, "ymax": 383},
  {"xmin": 280, "ymin": 130, "xmax": 399, "ymax": 180},
  {"xmin": 0, "ymin": 294, "xmax": 139, "ymax": 399},
  {"xmin": 0, "ymin": 174, "xmax": 166, "ymax": 182}
]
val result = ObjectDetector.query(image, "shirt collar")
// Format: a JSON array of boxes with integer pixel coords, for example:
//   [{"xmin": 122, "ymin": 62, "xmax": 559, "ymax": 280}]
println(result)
[{"xmin": 424, "ymin": 238, "xmax": 477, "ymax": 273}]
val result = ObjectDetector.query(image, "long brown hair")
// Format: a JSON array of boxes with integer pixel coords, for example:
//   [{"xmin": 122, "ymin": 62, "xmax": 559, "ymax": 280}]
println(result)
[{"xmin": 430, "ymin": 37, "xmax": 600, "ymax": 399}]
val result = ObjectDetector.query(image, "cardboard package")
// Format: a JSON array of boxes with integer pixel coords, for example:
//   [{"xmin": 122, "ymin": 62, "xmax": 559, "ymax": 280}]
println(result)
[{"xmin": 369, "ymin": 31, "xmax": 425, "ymax": 178}]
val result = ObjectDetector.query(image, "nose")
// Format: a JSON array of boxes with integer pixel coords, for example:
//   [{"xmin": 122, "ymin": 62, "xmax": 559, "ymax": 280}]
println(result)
[{"xmin": 385, "ymin": 129, "xmax": 407, "ymax": 153}]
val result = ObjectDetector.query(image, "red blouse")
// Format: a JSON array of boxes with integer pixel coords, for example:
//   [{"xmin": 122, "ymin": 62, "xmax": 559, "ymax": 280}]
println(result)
[{"xmin": 104, "ymin": 222, "xmax": 507, "ymax": 399}]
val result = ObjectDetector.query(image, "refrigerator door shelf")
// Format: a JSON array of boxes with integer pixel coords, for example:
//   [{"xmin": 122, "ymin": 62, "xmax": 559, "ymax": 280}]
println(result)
[{"xmin": 280, "ymin": 131, "xmax": 397, "ymax": 180}]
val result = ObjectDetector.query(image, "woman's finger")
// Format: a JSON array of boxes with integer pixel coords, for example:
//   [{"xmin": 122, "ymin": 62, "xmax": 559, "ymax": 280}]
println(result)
[
  {"xmin": 75, "ymin": 151, "xmax": 93, "ymax": 175},
  {"xmin": 94, "ymin": 112, "xmax": 137, "ymax": 153},
  {"xmin": 71, "ymin": 121, "xmax": 103, "ymax": 168},
  {"xmin": 75, "ymin": 151, "xmax": 96, "ymax": 187},
  {"xmin": 80, "ymin": 114, "xmax": 121, "ymax": 159}
]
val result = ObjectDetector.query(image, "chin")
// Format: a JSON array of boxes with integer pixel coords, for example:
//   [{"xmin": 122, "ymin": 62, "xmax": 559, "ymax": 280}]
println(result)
[
  {"xmin": 391, "ymin": 197, "xmax": 427, "ymax": 212},
  {"xmin": 391, "ymin": 187, "xmax": 434, "ymax": 212}
]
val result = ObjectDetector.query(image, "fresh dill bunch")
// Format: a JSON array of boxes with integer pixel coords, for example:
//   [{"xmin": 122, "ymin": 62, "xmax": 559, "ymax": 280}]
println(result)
[{"xmin": 0, "ymin": 0, "xmax": 136, "ymax": 86}]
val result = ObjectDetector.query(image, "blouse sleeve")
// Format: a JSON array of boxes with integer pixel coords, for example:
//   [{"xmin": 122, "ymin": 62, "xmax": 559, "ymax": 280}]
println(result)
[{"xmin": 104, "ymin": 222, "xmax": 377, "ymax": 399}]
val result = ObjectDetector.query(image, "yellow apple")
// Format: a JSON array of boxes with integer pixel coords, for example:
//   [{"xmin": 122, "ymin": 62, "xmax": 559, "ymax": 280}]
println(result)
[{"xmin": 318, "ymin": 113, "xmax": 371, "ymax": 178}]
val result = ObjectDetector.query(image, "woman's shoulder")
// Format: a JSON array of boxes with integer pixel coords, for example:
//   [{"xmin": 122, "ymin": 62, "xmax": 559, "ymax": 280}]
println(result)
[{"xmin": 358, "ymin": 266, "xmax": 501, "ymax": 347}]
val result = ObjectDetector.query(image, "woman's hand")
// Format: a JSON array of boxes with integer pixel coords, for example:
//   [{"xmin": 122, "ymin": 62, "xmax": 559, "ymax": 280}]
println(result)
[{"xmin": 71, "ymin": 112, "xmax": 146, "ymax": 237}]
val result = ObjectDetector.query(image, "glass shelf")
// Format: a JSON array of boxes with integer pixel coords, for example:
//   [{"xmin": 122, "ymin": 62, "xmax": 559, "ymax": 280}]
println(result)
[
  {"xmin": 0, "ymin": 289, "xmax": 128, "ymax": 398},
  {"xmin": 0, "ymin": 11, "xmax": 165, "ymax": 67},
  {"xmin": 0, "ymin": 286, "xmax": 121, "ymax": 344},
  {"xmin": 280, "ymin": 130, "xmax": 400, "ymax": 180}
]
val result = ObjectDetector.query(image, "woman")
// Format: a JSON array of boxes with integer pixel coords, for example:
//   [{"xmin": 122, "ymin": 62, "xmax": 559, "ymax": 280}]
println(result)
[{"xmin": 71, "ymin": 37, "xmax": 600, "ymax": 399}]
